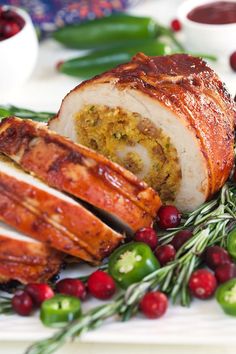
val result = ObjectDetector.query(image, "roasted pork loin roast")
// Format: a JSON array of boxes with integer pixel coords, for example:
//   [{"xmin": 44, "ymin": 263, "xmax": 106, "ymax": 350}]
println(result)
[
  {"xmin": 49, "ymin": 53, "xmax": 235, "ymax": 211},
  {"xmin": 0, "ymin": 223, "xmax": 62, "ymax": 284},
  {"xmin": 0, "ymin": 117, "xmax": 161, "ymax": 234},
  {"xmin": 0, "ymin": 154, "xmax": 123, "ymax": 264}
]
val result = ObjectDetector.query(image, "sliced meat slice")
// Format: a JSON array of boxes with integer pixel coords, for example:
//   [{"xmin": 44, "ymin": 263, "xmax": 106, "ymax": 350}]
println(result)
[
  {"xmin": 0, "ymin": 155, "xmax": 123, "ymax": 263},
  {"xmin": 0, "ymin": 222, "xmax": 62, "ymax": 284},
  {"xmin": 0, "ymin": 117, "xmax": 161, "ymax": 232},
  {"xmin": 49, "ymin": 53, "xmax": 235, "ymax": 211}
]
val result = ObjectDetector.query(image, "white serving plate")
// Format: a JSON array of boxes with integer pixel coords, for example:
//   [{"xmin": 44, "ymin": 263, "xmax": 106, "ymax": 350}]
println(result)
[
  {"xmin": 0, "ymin": 1, "xmax": 235, "ymax": 353},
  {"xmin": 1, "ymin": 263, "xmax": 236, "ymax": 346}
]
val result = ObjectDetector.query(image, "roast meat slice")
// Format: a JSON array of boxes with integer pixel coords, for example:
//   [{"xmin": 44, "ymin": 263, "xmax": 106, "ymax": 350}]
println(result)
[
  {"xmin": 0, "ymin": 223, "xmax": 62, "ymax": 284},
  {"xmin": 0, "ymin": 117, "xmax": 161, "ymax": 232},
  {"xmin": 49, "ymin": 53, "xmax": 235, "ymax": 211},
  {"xmin": 0, "ymin": 155, "xmax": 123, "ymax": 263}
]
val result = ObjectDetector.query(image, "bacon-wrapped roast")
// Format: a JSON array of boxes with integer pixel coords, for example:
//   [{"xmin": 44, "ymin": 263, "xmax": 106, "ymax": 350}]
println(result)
[{"xmin": 49, "ymin": 53, "xmax": 235, "ymax": 211}]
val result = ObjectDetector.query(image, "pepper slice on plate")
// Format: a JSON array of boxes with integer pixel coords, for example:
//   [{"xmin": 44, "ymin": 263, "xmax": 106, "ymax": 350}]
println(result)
[
  {"xmin": 227, "ymin": 227, "xmax": 236, "ymax": 259},
  {"xmin": 40, "ymin": 294, "xmax": 81, "ymax": 327},
  {"xmin": 216, "ymin": 279, "xmax": 236, "ymax": 316},
  {"xmin": 108, "ymin": 242, "xmax": 160, "ymax": 289}
]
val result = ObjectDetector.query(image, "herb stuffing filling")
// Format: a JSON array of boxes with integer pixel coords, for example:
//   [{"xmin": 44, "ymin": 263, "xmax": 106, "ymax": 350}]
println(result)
[{"xmin": 75, "ymin": 104, "xmax": 181, "ymax": 202}]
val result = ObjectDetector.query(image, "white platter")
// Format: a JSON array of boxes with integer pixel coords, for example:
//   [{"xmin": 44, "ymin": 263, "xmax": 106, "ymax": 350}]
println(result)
[{"xmin": 0, "ymin": 1, "xmax": 236, "ymax": 352}]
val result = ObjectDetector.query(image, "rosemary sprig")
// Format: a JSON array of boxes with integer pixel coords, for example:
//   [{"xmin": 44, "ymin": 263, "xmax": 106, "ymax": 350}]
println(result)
[
  {"xmin": 0, "ymin": 105, "xmax": 55, "ymax": 122},
  {"xmin": 25, "ymin": 183, "xmax": 236, "ymax": 354},
  {"xmin": 0, "ymin": 295, "xmax": 13, "ymax": 314}
]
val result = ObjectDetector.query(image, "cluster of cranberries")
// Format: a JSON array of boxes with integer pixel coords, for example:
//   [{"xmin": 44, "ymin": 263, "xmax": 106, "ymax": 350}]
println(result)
[
  {"xmin": 0, "ymin": 7, "xmax": 25, "ymax": 41},
  {"xmin": 135, "ymin": 204, "xmax": 236, "ymax": 306},
  {"xmin": 12, "ymin": 270, "xmax": 116, "ymax": 317},
  {"xmin": 189, "ymin": 246, "xmax": 236, "ymax": 299}
]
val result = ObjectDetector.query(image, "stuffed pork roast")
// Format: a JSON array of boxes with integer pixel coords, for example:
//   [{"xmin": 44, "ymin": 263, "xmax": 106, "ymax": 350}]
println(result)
[{"xmin": 49, "ymin": 53, "xmax": 236, "ymax": 211}]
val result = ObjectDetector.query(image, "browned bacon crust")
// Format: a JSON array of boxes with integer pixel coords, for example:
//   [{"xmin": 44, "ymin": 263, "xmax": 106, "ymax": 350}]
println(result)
[{"xmin": 73, "ymin": 53, "xmax": 235, "ymax": 198}]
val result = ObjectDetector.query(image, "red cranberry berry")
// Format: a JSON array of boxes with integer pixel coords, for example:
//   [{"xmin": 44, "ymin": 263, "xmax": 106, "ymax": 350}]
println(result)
[
  {"xmin": 140, "ymin": 291, "xmax": 168, "ymax": 319},
  {"xmin": 204, "ymin": 246, "xmax": 231, "ymax": 270},
  {"xmin": 171, "ymin": 230, "xmax": 193, "ymax": 250},
  {"xmin": 56, "ymin": 278, "xmax": 86, "ymax": 300},
  {"xmin": 171, "ymin": 19, "xmax": 182, "ymax": 32},
  {"xmin": 134, "ymin": 227, "xmax": 158, "ymax": 250},
  {"xmin": 188, "ymin": 269, "xmax": 217, "ymax": 299},
  {"xmin": 215, "ymin": 263, "xmax": 236, "ymax": 284},
  {"xmin": 12, "ymin": 290, "xmax": 33, "ymax": 316},
  {"xmin": 155, "ymin": 244, "xmax": 176, "ymax": 266},
  {"xmin": 230, "ymin": 51, "xmax": 236, "ymax": 71},
  {"xmin": 87, "ymin": 270, "xmax": 116, "ymax": 300},
  {"xmin": 25, "ymin": 283, "xmax": 54, "ymax": 307},
  {"xmin": 157, "ymin": 205, "xmax": 181, "ymax": 229}
]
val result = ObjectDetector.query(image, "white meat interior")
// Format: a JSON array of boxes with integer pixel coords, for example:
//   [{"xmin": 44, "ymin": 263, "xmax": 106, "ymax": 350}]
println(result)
[{"xmin": 51, "ymin": 82, "xmax": 209, "ymax": 211}]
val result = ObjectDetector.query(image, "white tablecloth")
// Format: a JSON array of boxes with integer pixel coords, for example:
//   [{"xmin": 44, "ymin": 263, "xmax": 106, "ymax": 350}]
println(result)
[{"xmin": 1, "ymin": 1, "xmax": 236, "ymax": 353}]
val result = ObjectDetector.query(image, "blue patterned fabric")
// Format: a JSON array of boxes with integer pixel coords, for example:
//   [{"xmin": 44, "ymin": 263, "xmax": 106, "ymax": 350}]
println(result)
[{"xmin": 0, "ymin": 1, "xmax": 136, "ymax": 36}]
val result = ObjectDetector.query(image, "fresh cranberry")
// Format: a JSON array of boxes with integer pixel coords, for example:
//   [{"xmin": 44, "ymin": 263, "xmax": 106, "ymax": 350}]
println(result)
[
  {"xmin": 188, "ymin": 269, "xmax": 217, "ymax": 299},
  {"xmin": 56, "ymin": 60, "xmax": 64, "ymax": 71},
  {"xmin": 171, "ymin": 230, "xmax": 193, "ymax": 250},
  {"xmin": 204, "ymin": 246, "xmax": 231, "ymax": 270},
  {"xmin": 155, "ymin": 244, "xmax": 176, "ymax": 266},
  {"xmin": 171, "ymin": 19, "xmax": 182, "ymax": 32},
  {"xmin": 134, "ymin": 227, "xmax": 158, "ymax": 250},
  {"xmin": 25, "ymin": 283, "xmax": 54, "ymax": 307},
  {"xmin": 12, "ymin": 290, "xmax": 33, "ymax": 316},
  {"xmin": 56, "ymin": 278, "xmax": 86, "ymax": 300},
  {"xmin": 87, "ymin": 270, "xmax": 116, "ymax": 300},
  {"xmin": 215, "ymin": 263, "xmax": 236, "ymax": 284},
  {"xmin": 230, "ymin": 51, "xmax": 236, "ymax": 71},
  {"xmin": 157, "ymin": 205, "xmax": 181, "ymax": 229},
  {"xmin": 140, "ymin": 291, "xmax": 168, "ymax": 319}
]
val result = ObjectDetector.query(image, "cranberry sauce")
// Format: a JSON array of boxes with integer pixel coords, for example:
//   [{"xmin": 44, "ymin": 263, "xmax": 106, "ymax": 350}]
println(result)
[
  {"xmin": 0, "ymin": 7, "xmax": 25, "ymax": 41},
  {"xmin": 187, "ymin": 1, "xmax": 236, "ymax": 25}
]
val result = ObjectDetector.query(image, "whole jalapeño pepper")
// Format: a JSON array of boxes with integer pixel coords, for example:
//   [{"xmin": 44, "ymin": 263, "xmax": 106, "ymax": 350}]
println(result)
[
  {"xmin": 57, "ymin": 40, "xmax": 171, "ymax": 78},
  {"xmin": 53, "ymin": 14, "xmax": 160, "ymax": 49}
]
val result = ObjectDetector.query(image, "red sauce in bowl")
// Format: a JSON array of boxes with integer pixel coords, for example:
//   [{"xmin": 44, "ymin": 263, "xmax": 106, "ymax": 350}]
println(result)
[{"xmin": 187, "ymin": 1, "xmax": 236, "ymax": 25}]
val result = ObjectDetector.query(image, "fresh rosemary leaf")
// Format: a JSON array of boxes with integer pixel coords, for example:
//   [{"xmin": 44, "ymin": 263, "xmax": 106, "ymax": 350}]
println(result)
[{"xmin": 0, "ymin": 105, "xmax": 55, "ymax": 122}]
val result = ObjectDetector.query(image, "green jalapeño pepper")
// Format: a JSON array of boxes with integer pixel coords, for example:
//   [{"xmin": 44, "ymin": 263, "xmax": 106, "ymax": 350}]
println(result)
[
  {"xmin": 40, "ymin": 294, "xmax": 81, "ymax": 328},
  {"xmin": 216, "ymin": 279, "xmax": 236, "ymax": 316},
  {"xmin": 57, "ymin": 40, "xmax": 171, "ymax": 78},
  {"xmin": 227, "ymin": 227, "xmax": 236, "ymax": 259},
  {"xmin": 53, "ymin": 14, "xmax": 160, "ymax": 49},
  {"xmin": 108, "ymin": 242, "xmax": 160, "ymax": 289}
]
